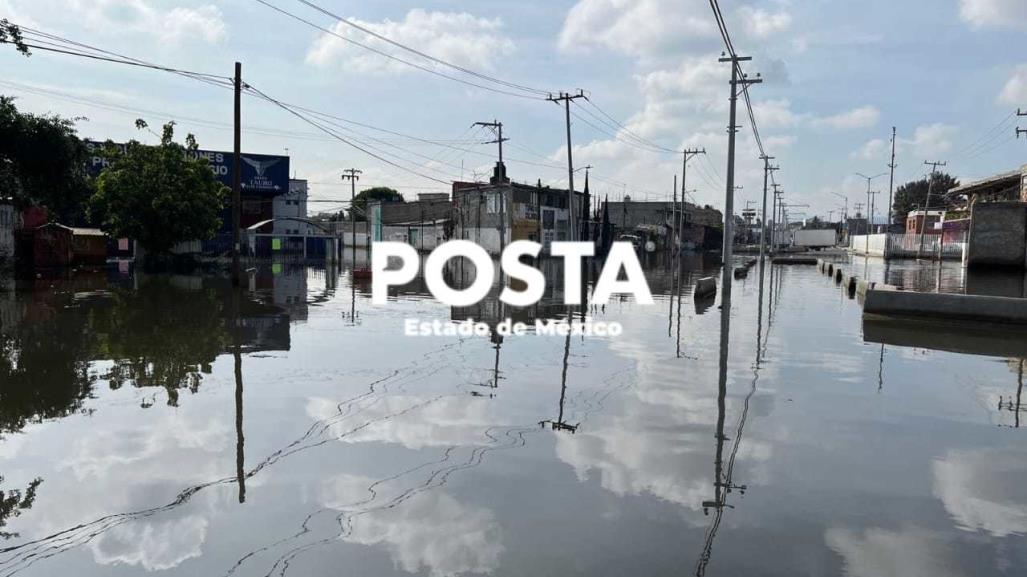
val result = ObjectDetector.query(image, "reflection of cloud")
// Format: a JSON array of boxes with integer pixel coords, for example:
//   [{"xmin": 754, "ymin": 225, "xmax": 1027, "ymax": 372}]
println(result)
[
  {"xmin": 551, "ymin": 318, "xmax": 771, "ymax": 513},
  {"xmin": 933, "ymin": 448, "xmax": 1027, "ymax": 537},
  {"xmin": 91, "ymin": 516, "xmax": 208, "ymax": 571},
  {"xmin": 825, "ymin": 526, "xmax": 965, "ymax": 577},
  {"xmin": 19, "ymin": 411, "xmax": 233, "ymax": 571},
  {"xmin": 306, "ymin": 395, "xmax": 499, "ymax": 449},
  {"xmin": 334, "ymin": 489, "xmax": 502, "ymax": 577}
]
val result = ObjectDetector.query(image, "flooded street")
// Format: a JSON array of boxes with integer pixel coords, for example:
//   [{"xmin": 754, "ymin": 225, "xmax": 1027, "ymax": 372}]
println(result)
[{"xmin": 1, "ymin": 256, "xmax": 1026, "ymax": 577}]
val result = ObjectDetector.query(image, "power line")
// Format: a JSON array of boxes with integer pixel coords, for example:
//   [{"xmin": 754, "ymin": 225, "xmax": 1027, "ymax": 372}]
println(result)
[
  {"xmin": 252, "ymin": 0, "xmax": 544, "ymax": 100},
  {"xmin": 291, "ymin": 0, "xmax": 552, "ymax": 97},
  {"xmin": 244, "ymin": 84, "xmax": 456, "ymax": 185}
]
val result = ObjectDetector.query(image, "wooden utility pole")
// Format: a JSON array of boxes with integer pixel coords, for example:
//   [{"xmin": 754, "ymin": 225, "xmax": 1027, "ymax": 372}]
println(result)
[
  {"xmin": 547, "ymin": 91, "xmax": 586, "ymax": 241},
  {"xmin": 718, "ymin": 54, "xmax": 761, "ymax": 294},
  {"xmin": 232, "ymin": 61, "xmax": 242, "ymax": 287},
  {"xmin": 341, "ymin": 168, "xmax": 361, "ymax": 266},
  {"xmin": 759, "ymin": 155, "xmax": 777, "ymax": 260},
  {"xmin": 918, "ymin": 160, "xmax": 947, "ymax": 259}
]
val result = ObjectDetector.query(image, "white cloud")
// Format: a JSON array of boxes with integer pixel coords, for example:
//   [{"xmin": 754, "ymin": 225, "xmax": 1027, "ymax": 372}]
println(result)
[
  {"xmin": 67, "ymin": 0, "xmax": 226, "ymax": 44},
  {"xmin": 736, "ymin": 6, "xmax": 793, "ymax": 39},
  {"xmin": 851, "ymin": 123, "xmax": 956, "ymax": 161},
  {"xmin": 999, "ymin": 64, "xmax": 1027, "ymax": 105},
  {"xmin": 813, "ymin": 105, "xmax": 880, "ymax": 130},
  {"xmin": 306, "ymin": 9, "xmax": 514, "ymax": 74},
  {"xmin": 558, "ymin": 0, "xmax": 718, "ymax": 58},
  {"xmin": 959, "ymin": 0, "xmax": 1027, "ymax": 29}
]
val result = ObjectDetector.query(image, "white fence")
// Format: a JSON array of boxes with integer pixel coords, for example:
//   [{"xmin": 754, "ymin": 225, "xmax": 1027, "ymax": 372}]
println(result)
[{"xmin": 849, "ymin": 233, "xmax": 966, "ymax": 260}]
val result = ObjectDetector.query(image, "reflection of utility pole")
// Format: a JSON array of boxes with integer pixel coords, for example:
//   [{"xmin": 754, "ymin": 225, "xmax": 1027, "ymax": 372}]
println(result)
[
  {"xmin": 999, "ymin": 359, "xmax": 1025, "ymax": 428},
  {"xmin": 541, "ymin": 330, "xmax": 578, "ymax": 433},
  {"xmin": 231, "ymin": 288, "xmax": 246, "ymax": 503}
]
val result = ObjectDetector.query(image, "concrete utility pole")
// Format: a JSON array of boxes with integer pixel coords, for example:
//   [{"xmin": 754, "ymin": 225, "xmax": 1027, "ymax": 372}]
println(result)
[
  {"xmin": 887, "ymin": 127, "xmax": 897, "ymax": 230},
  {"xmin": 718, "ymin": 54, "xmax": 761, "ymax": 289},
  {"xmin": 679, "ymin": 148, "xmax": 705, "ymax": 254},
  {"xmin": 475, "ymin": 120, "xmax": 510, "ymax": 250},
  {"xmin": 341, "ymin": 168, "xmax": 361, "ymax": 266},
  {"xmin": 917, "ymin": 160, "xmax": 947, "ymax": 259},
  {"xmin": 771, "ymin": 184, "xmax": 782, "ymax": 249},
  {"xmin": 474, "ymin": 120, "xmax": 508, "ymax": 164},
  {"xmin": 232, "ymin": 61, "xmax": 242, "ymax": 287},
  {"xmin": 759, "ymin": 155, "xmax": 778, "ymax": 261},
  {"xmin": 1016, "ymin": 109, "xmax": 1026, "ymax": 139},
  {"xmin": 547, "ymin": 91, "xmax": 586, "ymax": 241}
]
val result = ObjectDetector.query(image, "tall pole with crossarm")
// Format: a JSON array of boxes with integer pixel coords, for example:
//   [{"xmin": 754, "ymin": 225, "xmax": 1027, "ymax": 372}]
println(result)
[{"xmin": 718, "ymin": 54, "xmax": 761, "ymax": 296}]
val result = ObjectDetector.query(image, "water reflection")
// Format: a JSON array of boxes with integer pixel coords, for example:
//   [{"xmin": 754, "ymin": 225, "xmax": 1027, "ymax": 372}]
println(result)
[{"xmin": 2, "ymin": 253, "xmax": 1027, "ymax": 576}]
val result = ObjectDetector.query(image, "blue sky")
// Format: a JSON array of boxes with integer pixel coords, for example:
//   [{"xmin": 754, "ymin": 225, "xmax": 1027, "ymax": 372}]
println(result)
[{"xmin": 2, "ymin": 0, "xmax": 1026, "ymax": 220}]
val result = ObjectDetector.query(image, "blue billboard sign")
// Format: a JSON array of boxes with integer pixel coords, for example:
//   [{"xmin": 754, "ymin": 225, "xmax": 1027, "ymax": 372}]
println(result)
[{"xmin": 84, "ymin": 141, "xmax": 290, "ymax": 197}]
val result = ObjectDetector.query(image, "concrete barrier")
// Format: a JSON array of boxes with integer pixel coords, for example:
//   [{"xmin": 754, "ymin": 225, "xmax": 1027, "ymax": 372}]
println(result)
[
  {"xmin": 827, "ymin": 263, "xmax": 834, "ymax": 276},
  {"xmin": 733, "ymin": 266, "xmax": 749, "ymax": 279},
  {"xmin": 846, "ymin": 276, "xmax": 858, "ymax": 297},
  {"xmin": 966, "ymin": 201, "xmax": 1027, "ymax": 269},
  {"xmin": 774, "ymin": 257, "xmax": 818, "ymax": 265},
  {"xmin": 834, "ymin": 268, "xmax": 844, "ymax": 283},
  {"xmin": 694, "ymin": 276, "xmax": 717, "ymax": 299},
  {"xmin": 863, "ymin": 289, "xmax": 1027, "ymax": 325}
]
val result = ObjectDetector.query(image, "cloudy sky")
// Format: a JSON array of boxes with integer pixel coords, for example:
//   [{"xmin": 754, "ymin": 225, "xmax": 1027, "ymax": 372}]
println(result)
[{"xmin": 2, "ymin": 0, "xmax": 1026, "ymax": 219}]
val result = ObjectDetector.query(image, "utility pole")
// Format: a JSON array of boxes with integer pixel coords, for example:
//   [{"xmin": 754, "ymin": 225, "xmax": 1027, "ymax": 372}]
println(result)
[
  {"xmin": 474, "ymin": 120, "xmax": 508, "ymax": 165},
  {"xmin": 679, "ymin": 148, "xmax": 705, "ymax": 254},
  {"xmin": 887, "ymin": 127, "xmax": 897, "ymax": 231},
  {"xmin": 548, "ymin": 91, "xmax": 586, "ymax": 241},
  {"xmin": 759, "ymin": 155, "xmax": 778, "ymax": 261},
  {"xmin": 718, "ymin": 54, "xmax": 761, "ymax": 288},
  {"xmin": 1016, "ymin": 109, "xmax": 1026, "ymax": 139},
  {"xmin": 341, "ymin": 168, "xmax": 361, "ymax": 266},
  {"xmin": 232, "ymin": 61, "xmax": 242, "ymax": 287},
  {"xmin": 771, "ymin": 184, "xmax": 782, "ymax": 249},
  {"xmin": 475, "ymin": 120, "xmax": 510, "ymax": 250},
  {"xmin": 918, "ymin": 160, "xmax": 947, "ymax": 258}
]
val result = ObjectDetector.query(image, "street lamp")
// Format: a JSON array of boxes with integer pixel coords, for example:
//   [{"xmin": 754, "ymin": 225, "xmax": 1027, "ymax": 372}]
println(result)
[{"xmin": 855, "ymin": 172, "xmax": 887, "ymax": 256}]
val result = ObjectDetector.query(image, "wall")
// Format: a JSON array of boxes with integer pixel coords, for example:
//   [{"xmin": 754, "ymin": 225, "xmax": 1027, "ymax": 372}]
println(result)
[
  {"xmin": 849, "ymin": 234, "xmax": 889, "ymax": 257},
  {"xmin": 0, "ymin": 203, "xmax": 14, "ymax": 263},
  {"xmin": 966, "ymin": 201, "xmax": 1027, "ymax": 268}
]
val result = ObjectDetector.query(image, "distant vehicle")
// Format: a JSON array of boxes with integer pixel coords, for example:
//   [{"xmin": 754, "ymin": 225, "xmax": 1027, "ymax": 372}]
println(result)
[
  {"xmin": 617, "ymin": 234, "xmax": 642, "ymax": 251},
  {"xmin": 792, "ymin": 229, "xmax": 837, "ymax": 250}
]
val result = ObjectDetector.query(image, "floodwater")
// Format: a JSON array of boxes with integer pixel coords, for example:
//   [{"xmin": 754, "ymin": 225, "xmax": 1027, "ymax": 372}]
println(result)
[{"xmin": 0, "ymin": 253, "xmax": 1026, "ymax": 577}]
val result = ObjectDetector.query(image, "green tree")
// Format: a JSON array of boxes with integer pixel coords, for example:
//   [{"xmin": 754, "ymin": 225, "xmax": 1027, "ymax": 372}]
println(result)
[
  {"xmin": 891, "ymin": 172, "xmax": 959, "ymax": 224},
  {"xmin": 0, "ymin": 96, "xmax": 92, "ymax": 223},
  {"xmin": 347, "ymin": 186, "xmax": 402, "ymax": 221},
  {"xmin": 90, "ymin": 121, "xmax": 228, "ymax": 255},
  {"xmin": 0, "ymin": 18, "xmax": 30, "ymax": 55}
]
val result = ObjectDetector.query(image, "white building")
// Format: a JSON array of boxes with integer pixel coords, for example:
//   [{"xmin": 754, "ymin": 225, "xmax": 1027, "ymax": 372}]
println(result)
[{"xmin": 273, "ymin": 179, "xmax": 309, "ymax": 235}]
